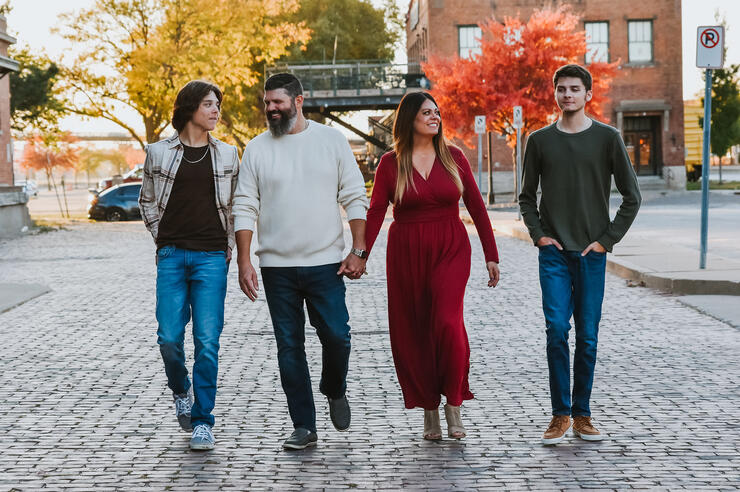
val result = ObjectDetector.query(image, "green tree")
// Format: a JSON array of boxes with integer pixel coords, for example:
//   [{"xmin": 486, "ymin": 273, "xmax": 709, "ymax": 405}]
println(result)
[
  {"xmin": 700, "ymin": 64, "xmax": 740, "ymax": 161},
  {"xmin": 56, "ymin": 0, "xmax": 310, "ymax": 149},
  {"xmin": 76, "ymin": 148, "xmax": 126, "ymax": 187},
  {"xmin": 286, "ymin": 0, "xmax": 401, "ymax": 62},
  {"xmin": 9, "ymin": 47, "xmax": 66, "ymax": 134}
]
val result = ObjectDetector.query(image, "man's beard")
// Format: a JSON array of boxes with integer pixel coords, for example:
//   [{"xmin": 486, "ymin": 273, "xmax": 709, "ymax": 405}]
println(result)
[{"xmin": 266, "ymin": 101, "xmax": 298, "ymax": 137}]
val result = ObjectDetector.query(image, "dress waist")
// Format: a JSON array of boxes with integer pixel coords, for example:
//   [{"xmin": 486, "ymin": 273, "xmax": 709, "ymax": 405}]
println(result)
[{"xmin": 393, "ymin": 206, "xmax": 460, "ymax": 224}]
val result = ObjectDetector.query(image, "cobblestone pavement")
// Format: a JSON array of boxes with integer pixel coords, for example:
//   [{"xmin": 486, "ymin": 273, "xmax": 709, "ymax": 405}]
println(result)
[{"xmin": 0, "ymin": 220, "xmax": 738, "ymax": 491}]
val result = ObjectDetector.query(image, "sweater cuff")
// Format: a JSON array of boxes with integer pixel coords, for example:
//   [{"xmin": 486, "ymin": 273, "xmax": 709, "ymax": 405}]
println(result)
[
  {"xmin": 597, "ymin": 234, "xmax": 616, "ymax": 252},
  {"xmin": 344, "ymin": 204, "xmax": 368, "ymax": 222},
  {"xmin": 234, "ymin": 216, "xmax": 256, "ymax": 232}
]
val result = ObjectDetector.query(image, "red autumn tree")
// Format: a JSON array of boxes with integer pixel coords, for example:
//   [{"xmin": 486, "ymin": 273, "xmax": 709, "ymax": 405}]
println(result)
[
  {"xmin": 21, "ymin": 132, "xmax": 78, "ymax": 217},
  {"xmin": 422, "ymin": 5, "xmax": 620, "ymax": 147}
]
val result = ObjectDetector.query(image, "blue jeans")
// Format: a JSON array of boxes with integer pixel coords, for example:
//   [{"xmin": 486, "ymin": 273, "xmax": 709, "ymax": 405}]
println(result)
[
  {"xmin": 538, "ymin": 245, "xmax": 606, "ymax": 417},
  {"xmin": 261, "ymin": 263, "xmax": 351, "ymax": 433},
  {"xmin": 155, "ymin": 245, "xmax": 228, "ymax": 428}
]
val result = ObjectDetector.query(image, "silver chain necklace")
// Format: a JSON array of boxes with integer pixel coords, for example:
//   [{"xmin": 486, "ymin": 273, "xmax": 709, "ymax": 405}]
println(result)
[{"xmin": 182, "ymin": 146, "xmax": 210, "ymax": 164}]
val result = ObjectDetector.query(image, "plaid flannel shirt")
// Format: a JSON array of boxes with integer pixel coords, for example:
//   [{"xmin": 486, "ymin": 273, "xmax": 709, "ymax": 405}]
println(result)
[{"xmin": 138, "ymin": 134, "xmax": 240, "ymax": 250}]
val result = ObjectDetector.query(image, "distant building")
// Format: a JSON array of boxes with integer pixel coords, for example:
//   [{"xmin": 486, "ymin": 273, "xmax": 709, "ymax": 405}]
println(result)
[
  {"xmin": 406, "ymin": 0, "xmax": 686, "ymax": 191},
  {"xmin": 0, "ymin": 14, "xmax": 29, "ymax": 236}
]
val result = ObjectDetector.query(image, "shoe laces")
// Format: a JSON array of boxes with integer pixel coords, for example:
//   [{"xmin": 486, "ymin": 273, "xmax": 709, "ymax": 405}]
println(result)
[
  {"xmin": 175, "ymin": 395, "xmax": 191, "ymax": 416},
  {"xmin": 192, "ymin": 424, "xmax": 212, "ymax": 440},
  {"xmin": 547, "ymin": 415, "xmax": 569, "ymax": 431}
]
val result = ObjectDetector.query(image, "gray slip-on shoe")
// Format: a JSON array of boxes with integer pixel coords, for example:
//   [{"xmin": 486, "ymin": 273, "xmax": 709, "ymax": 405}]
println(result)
[
  {"xmin": 328, "ymin": 395, "xmax": 351, "ymax": 431},
  {"xmin": 283, "ymin": 428, "xmax": 318, "ymax": 450}
]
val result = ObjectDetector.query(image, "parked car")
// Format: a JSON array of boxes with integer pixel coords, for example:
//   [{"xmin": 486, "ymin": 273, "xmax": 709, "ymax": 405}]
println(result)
[
  {"xmin": 88, "ymin": 182, "xmax": 142, "ymax": 221},
  {"xmin": 97, "ymin": 164, "xmax": 144, "ymax": 191},
  {"xmin": 16, "ymin": 180, "xmax": 39, "ymax": 199}
]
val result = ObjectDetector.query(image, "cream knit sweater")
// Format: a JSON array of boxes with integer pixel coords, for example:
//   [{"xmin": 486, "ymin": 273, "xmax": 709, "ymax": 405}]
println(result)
[{"xmin": 233, "ymin": 121, "xmax": 369, "ymax": 267}]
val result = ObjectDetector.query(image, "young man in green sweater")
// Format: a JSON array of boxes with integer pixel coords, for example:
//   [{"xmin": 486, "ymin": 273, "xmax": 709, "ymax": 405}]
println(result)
[{"xmin": 519, "ymin": 64, "xmax": 641, "ymax": 445}]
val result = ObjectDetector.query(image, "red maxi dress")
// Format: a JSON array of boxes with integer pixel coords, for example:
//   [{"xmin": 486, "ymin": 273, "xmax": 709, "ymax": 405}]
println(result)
[{"xmin": 365, "ymin": 148, "xmax": 499, "ymax": 410}]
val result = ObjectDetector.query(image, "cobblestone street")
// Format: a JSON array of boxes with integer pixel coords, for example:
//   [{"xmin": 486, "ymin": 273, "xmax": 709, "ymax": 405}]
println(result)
[{"xmin": 0, "ymin": 220, "xmax": 738, "ymax": 490}]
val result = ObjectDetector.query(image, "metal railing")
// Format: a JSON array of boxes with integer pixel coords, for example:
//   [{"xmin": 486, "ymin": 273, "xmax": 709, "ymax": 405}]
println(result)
[{"xmin": 266, "ymin": 60, "xmax": 425, "ymax": 97}]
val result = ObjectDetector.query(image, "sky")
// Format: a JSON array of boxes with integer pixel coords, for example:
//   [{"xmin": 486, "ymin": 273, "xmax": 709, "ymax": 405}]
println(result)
[{"xmin": 5, "ymin": 0, "xmax": 740, "ymax": 135}]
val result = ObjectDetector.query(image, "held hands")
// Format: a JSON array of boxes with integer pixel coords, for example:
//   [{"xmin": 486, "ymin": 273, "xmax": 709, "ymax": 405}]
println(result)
[
  {"xmin": 486, "ymin": 261, "xmax": 500, "ymax": 288},
  {"xmin": 581, "ymin": 241, "xmax": 606, "ymax": 256},
  {"xmin": 238, "ymin": 258, "xmax": 259, "ymax": 301},
  {"xmin": 337, "ymin": 253, "xmax": 367, "ymax": 280}
]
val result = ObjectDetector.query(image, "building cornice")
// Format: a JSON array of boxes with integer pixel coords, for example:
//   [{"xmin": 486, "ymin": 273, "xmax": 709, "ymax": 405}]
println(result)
[
  {"xmin": 0, "ymin": 54, "xmax": 19, "ymax": 74},
  {"xmin": 0, "ymin": 32, "xmax": 16, "ymax": 45}
]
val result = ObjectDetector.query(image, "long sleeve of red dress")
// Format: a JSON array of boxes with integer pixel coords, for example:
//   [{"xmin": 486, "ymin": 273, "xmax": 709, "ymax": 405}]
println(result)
[
  {"xmin": 453, "ymin": 148, "xmax": 500, "ymax": 264},
  {"xmin": 365, "ymin": 152, "xmax": 395, "ymax": 257}
]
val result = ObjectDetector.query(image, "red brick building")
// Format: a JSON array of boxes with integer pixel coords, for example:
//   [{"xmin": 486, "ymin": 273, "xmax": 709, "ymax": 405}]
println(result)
[
  {"xmin": 407, "ymin": 0, "xmax": 686, "ymax": 190},
  {"xmin": 0, "ymin": 14, "xmax": 29, "ymax": 236}
]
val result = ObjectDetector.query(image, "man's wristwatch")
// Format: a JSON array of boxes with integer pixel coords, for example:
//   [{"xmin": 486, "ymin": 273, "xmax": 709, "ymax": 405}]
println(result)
[{"xmin": 350, "ymin": 247, "xmax": 368, "ymax": 259}]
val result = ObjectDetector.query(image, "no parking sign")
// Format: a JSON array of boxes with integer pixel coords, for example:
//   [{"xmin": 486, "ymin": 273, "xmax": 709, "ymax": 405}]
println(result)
[{"xmin": 696, "ymin": 26, "xmax": 724, "ymax": 69}]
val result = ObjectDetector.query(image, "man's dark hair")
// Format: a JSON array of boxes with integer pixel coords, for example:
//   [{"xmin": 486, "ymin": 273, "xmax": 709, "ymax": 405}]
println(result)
[
  {"xmin": 553, "ymin": 64, "xmax": 593, "ymax": 91},
  {"xmin": 172, "ymin": 80, "xmax": 223, "ymax": 133},
  {"xmin": 264, "ymin": 73, "xmax": 303, "ymax": 99}
]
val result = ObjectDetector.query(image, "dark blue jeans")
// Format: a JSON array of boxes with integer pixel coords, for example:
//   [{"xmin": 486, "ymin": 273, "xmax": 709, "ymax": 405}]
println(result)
[
  {"xmin": 538, "ymin": 245, "xmax": 606, "ymax": 417},
  {"xmin": 156, "ymin": 246, "xmax": 228, "ymax": 428},
  {"xmin": 261, "ymin": 263, "xmax": 351, "ymax": 433}
]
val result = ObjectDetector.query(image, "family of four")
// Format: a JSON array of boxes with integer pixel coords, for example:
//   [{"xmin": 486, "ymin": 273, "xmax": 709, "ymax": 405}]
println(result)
[{"xmin": 138, "ymin": 64, "xmax": 641, "ymax": 451}]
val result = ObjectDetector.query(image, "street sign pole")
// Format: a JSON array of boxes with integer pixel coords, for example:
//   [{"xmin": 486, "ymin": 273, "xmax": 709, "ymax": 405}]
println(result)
[
  {"xmin": 516, "ymin": 126, "xmax": 522, "ymax": 220},
  {"xmin": 487, "ymin": 131, "xmax": 495, "ymax": 204},
  {"xmin": 474, "ymin": 115, "xmax": 486, "ymax": 195},
  {"xmin": 700, "ymin": 69, "xmax": 712, "ymax": 269},
  {"xmin": 477, "ymin": 132, "xmax": 483, "ymax": 192},
  {"xmin": 696, "ymin": 25, "xmax": 724, "ymax": 269},
  {"xmin": 512, "ymin": 106, "xmax": 523, "ymax": 214}
]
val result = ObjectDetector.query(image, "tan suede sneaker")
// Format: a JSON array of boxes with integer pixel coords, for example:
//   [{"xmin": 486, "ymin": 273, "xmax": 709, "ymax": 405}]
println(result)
[
  {"xmin": 572, "ymin": 416, "xmax": 603, "ymax": 441},
  {"xmin": 541, "ymin": 415, "xmax": 571, "ymax": 445}
]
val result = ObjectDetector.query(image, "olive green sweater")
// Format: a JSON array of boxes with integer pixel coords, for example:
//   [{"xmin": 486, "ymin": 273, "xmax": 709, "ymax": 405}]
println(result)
[{"xmin": 518, "ymin": 120, "xmax": 641, "ymax": 252}]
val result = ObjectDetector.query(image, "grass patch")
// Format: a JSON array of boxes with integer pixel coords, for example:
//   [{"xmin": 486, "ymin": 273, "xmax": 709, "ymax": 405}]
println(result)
[
  {"xmin": 686, "ymin": 180, "xmax": 740, "ymax": 191},
  {"xmin": 31, "ymin": 219, "xmax": 69, "ymax": 233}
]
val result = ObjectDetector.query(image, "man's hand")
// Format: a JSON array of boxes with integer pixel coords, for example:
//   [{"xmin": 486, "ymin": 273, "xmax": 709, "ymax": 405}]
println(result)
[
  {"xmin": 536, "ymin": 236, "xmax": 563, "ymax": 250},
  {"xmin": 238, "ymin": 259, "xmax": 259, "ymax": 301},
  {"xmin": 486, "ymin": 261, "xmax": 500, "ymax": 288},
  {"xmin": 226, "ymin": 246, "xmax": 232, "ymax": 263},
  {"xmin": 581, "ymin": 241, "xmax": 606, "ymax": 256},
  {"xmin": 337, "ymin": 253, "xmax": 367, "ymax": 280}
]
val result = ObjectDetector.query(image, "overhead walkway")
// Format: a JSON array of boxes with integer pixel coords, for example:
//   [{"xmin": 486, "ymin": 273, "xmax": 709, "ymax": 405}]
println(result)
[{"xmin": 265, "ymin": 60, "xmax": 427, "ymax": 149}]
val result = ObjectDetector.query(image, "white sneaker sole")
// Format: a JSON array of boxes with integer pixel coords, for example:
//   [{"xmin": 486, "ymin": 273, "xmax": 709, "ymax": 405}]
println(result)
[
  {"xmin": 573, "ymin": 429, "xmax": 603, "ymax": 441},
  {"xmin": 190, "ymin": 441, "xmax": 215, "ymax": 450},
  {"xmin": 541, "ymin": 433, "xmax": 567, "ymax": 446}
]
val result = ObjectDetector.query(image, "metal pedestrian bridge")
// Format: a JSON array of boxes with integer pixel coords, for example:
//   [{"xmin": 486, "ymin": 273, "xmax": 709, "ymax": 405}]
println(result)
[{"xmin": 265, "ymin": 60, "xmax": 427, "ymax": 148}]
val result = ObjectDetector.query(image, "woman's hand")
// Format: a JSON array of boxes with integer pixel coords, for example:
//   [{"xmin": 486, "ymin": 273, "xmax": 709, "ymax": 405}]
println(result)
[{"xmin": 486, "ymin": 261, "xmax": 500, "ymax": 288}]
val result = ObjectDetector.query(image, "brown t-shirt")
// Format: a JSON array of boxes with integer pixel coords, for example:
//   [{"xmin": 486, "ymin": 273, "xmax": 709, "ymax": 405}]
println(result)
[{"xmin": 156, "ymin": 144, "xmax": 226, "ymax": 252}]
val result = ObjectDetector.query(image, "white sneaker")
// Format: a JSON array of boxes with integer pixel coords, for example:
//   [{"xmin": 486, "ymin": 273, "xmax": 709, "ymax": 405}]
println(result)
[
  {"xmin": 173, "ymin": 388, "xmax": 193, "ymax": 431},
  {"xmin": 190, "ymin": 424, "xmax": 215, "ymax": 450}
]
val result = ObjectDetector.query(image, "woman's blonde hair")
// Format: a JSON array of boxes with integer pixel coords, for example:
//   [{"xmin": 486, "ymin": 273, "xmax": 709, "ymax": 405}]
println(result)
[{"xmin": 392, "ymin": 92, "xmax": 463, "ymax": 203}]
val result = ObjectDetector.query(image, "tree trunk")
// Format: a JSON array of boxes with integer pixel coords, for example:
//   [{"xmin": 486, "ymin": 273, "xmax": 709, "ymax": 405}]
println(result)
[{"xmin": 45, "ymin": 154, "xmax": 66, "ymax": 218}]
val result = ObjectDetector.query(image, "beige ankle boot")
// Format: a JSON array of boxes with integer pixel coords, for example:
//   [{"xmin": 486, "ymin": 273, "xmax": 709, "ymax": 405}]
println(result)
[
  {"xmin": 423, "ymin": 408, "xmax": 442, "ymax": 440},
  {"xmin": 444, "ymin": 404, "xmax": 466, "ymax": 439}
]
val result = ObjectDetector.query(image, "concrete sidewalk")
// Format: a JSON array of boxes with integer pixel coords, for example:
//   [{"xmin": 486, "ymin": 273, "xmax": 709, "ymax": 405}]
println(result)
[
  {"xmin": 492, "ymin": 214, "xmax": 740, "ymax": 296},
  {"xmin": 0, "ymin": 283, "xmax": 50, "ymax": 313}
]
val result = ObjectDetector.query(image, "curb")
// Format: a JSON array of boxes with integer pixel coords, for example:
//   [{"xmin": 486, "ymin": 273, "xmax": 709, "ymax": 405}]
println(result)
[{"xmin": 484, "ymin": 218, "xmax": 740, "ymax": 296}]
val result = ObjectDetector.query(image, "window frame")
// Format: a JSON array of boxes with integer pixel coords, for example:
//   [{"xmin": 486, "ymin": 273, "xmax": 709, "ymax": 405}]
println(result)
[
  {"xmin": 628, "ymin": 19, "xmax": 654, "ymax": 64},
  {"xmin": 457, "ymin": 25, "xmax": 482, "ymax": 60},
  {"xmin": 584, "ymin": 21, "xmax": 610, "ymax": 64}
]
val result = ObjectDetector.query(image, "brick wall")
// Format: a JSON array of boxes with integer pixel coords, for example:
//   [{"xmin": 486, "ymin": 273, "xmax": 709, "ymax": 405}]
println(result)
[
  {"xmin": 0, "ymin": 15, "xmax": 14, "ymax": 186},
  {"xmin": 406, "ymin": 0, "xmax": 685, "ymax": 176}
]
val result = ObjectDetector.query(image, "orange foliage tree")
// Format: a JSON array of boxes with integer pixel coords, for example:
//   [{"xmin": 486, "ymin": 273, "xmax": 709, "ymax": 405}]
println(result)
[
  {"xmin": 21, "ymin": 133, "xmax": 78, "ymax": 217},
  {"xmin": 422, "ymin": 5, "xmax": 620, "ymax": 147}
]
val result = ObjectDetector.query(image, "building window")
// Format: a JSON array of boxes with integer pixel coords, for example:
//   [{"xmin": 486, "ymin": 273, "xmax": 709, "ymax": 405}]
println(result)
[
  {"xmin": 458, "ymin": 25, "xmax": 482, "ymax": 59},
  {"xmin": 628, "ymin": 20, "xmax": 653, "ymax": 63},
  {"xmin": 585, "ymin": 21, "xmax": 609, "ymax": 63}
]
